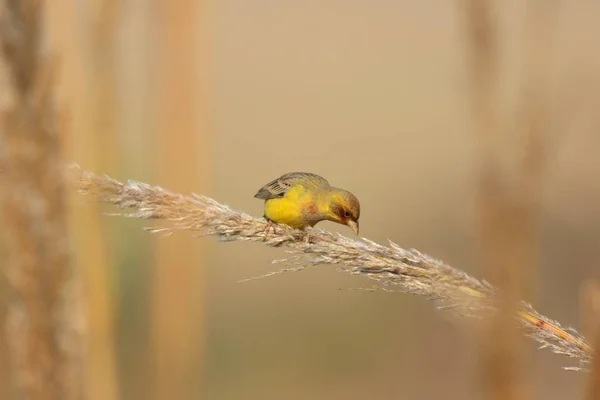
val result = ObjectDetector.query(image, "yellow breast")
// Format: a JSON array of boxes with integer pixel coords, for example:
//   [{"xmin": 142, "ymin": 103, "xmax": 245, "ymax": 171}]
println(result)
[{"xmin": 263, "ymin": 185, "xmax": 319, "ymax": 228}]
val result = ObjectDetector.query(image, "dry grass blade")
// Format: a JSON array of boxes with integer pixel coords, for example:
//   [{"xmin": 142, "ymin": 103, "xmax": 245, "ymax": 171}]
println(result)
[{"xmin": 71, "ymin": 166, "xmax": 593, "ymax": 369}]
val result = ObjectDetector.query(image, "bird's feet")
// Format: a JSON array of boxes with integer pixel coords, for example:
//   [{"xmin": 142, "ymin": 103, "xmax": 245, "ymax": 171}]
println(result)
[
  {"xmin": 301, "ymin": 229, "xmax": 315, "ymax": 245},
  {"xmin": 263, "ymin": 219, "xmax": 276, "ymax": 241}
]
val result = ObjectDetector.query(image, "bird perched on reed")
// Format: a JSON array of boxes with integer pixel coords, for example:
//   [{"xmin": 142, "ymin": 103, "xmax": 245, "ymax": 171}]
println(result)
[{"xmin": 254, "ymin": 172, "xmax": 360, "ymax": 236}]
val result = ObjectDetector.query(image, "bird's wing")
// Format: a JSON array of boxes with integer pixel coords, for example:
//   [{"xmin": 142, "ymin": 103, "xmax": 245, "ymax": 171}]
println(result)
[{"xmin": 254, "ymin": 172, "xmax": 330, "ymax": 200}]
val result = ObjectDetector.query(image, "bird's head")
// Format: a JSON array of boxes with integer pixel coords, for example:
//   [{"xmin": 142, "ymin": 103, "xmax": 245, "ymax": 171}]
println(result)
[{"xmin": 328, "ymin": 189, "xmax": 360, "ymax": 235}]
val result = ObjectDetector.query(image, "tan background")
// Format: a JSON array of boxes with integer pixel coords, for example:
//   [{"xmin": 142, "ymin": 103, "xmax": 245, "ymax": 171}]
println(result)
[{"xmin": 6, "ymin": 1, "xmax": 599, "ymax": 399}]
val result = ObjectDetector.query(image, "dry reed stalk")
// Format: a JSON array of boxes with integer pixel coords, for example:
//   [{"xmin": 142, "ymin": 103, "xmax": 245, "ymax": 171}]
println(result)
[
  {"xmin": 46, "ymin": 1, "xmax": 120, "ymax": 398},
  {"xmin": 0, "ymin": 20, "xmax": 9, "ymax": 399},
  {"xmin": 463, "ymin": 1, "xmax": 528, "ymax": 398},
  {"xmin": 152, "ymin": 0, "xmax": 206, "ymax": 398},
  {"xmin": 464, "ymin": 1, "xmax": 560, "ymax": 398},
  {"xmin": 0, "ymin": 1, "xmax": 83, "ymax": 399},
  {"xmin": 78, "ymin": 1, "xmax": 120, "ymax": 398},
  {"xmin": 71, "ymin": 166, "xmax": 593, "ymax": 369},
  {"xmin": 0, "ymin": 272, "xmax": 8, "ymax": 398}
]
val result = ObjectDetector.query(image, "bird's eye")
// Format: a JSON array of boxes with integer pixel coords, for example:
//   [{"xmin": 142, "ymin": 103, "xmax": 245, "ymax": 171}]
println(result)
[{"xmin": 344, "ymin": 211, "xmax": 351, "ymax": 217}]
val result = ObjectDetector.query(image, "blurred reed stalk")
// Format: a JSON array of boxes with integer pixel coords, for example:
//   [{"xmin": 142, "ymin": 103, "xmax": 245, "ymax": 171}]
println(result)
[
  {"xmin": 582, "ymin": 282, "xmax": 600, "ymax": 400},
  {"xmin": 0, "ymin": 1, "xmax": 83, "ymax": 399},
  {"xmin": 462, "ymin": 2, "xmax": 523, "ymax": 397},
  {"xmin": 463, "ymin": 2, "xmax": 525, "ymax": 395},
  {"xmin": 79, "ymin": 1, "xmax": 120, "ymax": 398},
  {"xmin": 151, "ymin": 0, "xmax": 207, "ymax": 398},
  {"xmin": 71, "ymin": 166, "xmax": 593, "ymax": 370},
  {"xmin": 46, "ymin": 0, "xmax": 120, "ymax": 398},
  {"xmin": 463, "ymin": 1, "xmax": 558, "ymax": 398},
  {"xmin": 0, "ymin": 247, "xmax": 8, "ymax": 398}
]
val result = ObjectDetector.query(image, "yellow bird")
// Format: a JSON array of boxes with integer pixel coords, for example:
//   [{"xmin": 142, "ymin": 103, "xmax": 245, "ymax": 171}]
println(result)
[{"xmin": 254, "ymin": 172, "xmax": 360, "ymax": 235}]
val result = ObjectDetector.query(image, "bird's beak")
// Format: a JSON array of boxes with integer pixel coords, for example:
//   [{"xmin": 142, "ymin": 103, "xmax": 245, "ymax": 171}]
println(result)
[{"xmin": 347, "ymin": 220, "xmax": 359, "ymax": 235}]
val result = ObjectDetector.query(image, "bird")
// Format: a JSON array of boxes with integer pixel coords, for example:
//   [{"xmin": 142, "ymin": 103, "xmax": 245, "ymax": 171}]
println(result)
[{"xmin": 254, "ymin": 172, "xmax": 360, "ymax": 236}]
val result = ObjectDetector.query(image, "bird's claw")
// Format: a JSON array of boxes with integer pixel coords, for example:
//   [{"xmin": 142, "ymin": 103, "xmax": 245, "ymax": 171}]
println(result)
[
  {"xmin": 301, "ymin": 230, "xmax": 314, "ymax": 245},
  {"xmin": 263, "ymin": 220, "xmax": 276, "ymax": 241}
]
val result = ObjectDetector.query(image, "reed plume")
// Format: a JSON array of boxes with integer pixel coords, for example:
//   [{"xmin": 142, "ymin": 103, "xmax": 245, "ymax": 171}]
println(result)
[{"xmin": 70, "ymin": 166, "xmax": 593, "ymax": 369}]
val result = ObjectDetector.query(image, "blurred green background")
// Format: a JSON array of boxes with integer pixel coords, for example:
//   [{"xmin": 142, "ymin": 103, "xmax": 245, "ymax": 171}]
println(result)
[{"xmin": 7, "ymin": 1, "xmax": 599, "ymax": 399}]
